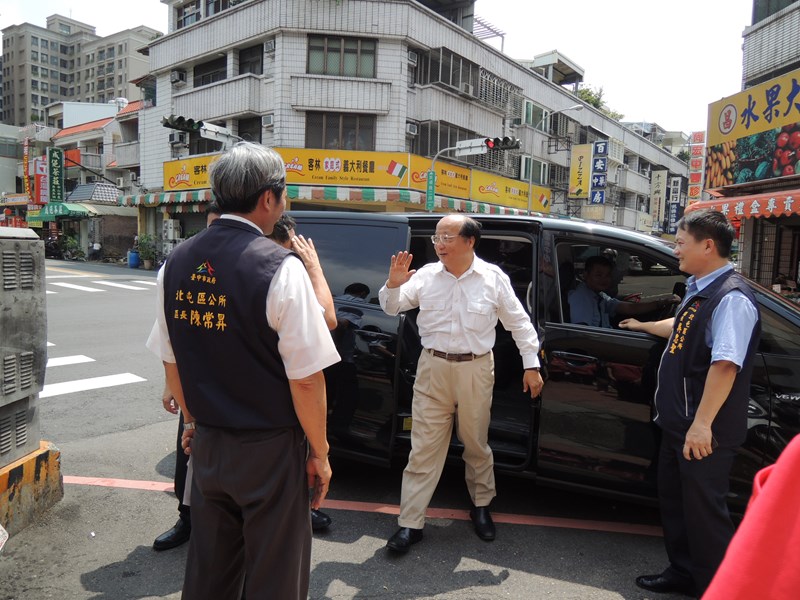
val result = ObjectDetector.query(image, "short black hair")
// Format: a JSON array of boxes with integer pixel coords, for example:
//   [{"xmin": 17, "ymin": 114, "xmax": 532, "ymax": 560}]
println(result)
[
  {"xmin": 677, "ymin": 209, "xmax": 735, "ymax": 258},
  {"xmin": 585, "ymin": 255, "xmax": 613, "ymax": 273},
  {"xmin": 344, "ymin": 282, "xmax": 370, "ymax": 298},
  {"xmin": 205, "ymin": 201, "xmax": 222, "ymax": 216},
  {"xmin": 268, "ymin": 213, "xmax": 297, "ymax": 244},
  {"xmin": 459, "ymin": 216, "xmax": 482, "ymax": 249}
]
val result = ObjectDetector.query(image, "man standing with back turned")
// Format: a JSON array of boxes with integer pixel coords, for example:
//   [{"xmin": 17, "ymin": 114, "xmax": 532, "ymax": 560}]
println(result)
[
  {"xmin": 148, "ymin": 142, "xmax": 339, "ymax": 599},
  {"xmin": 620, "ymin": 209, "xmax": 760, "ymax": 597},
  {"xmin": 380, "ymin": 214, "xmax": 543, "ymax": 553}
]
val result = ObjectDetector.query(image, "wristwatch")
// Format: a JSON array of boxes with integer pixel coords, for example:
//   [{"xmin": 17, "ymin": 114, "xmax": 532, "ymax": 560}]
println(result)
[
  {"xmin": 525, "ymin": 367, "xmax": 540, "ymax": 372},
  {"xmin": 183, "ymin": 421, "xmax": 196, "ymax": 431}
]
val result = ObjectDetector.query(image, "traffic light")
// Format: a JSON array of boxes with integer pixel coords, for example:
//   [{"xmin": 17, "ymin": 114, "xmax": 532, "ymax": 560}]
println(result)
[
  {"xmin": 484, "ymin": 136, "xmax": 521, "ymax": 150},
  {"xmin": 162, "ymin": 114, "xmax": 204, "ymax": 132}
]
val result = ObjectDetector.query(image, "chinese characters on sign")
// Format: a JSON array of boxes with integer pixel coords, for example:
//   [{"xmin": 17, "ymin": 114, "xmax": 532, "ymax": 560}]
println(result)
[
  {"xmin": 47, "ymin": 147, "xmax": 63, "ymax": 204},
  {"xmin": 688, "ymin": 131, "xmax": 706, "ymax": 202},
  {"xmin": 589, "ymin": 141, "xmax": 608, "ymax": 205},
  {"xmin": 668, "ymin": 176, "xmax": 683, "ymax": 234},
  {"xmin": 650, "ymin": 170, "xmax": 668, "ymax": 231}
]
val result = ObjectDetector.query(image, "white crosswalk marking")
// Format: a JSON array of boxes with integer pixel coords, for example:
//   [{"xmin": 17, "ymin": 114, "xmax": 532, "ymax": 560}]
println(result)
[
  {"xmin": 92, "ymin": 281, "xmax": 148, "ymax": 291},
  {"xmin": 131, "ymin": 280, "xmax": 158, "ymax": 286},
  {"xmin": 50, "ymin": 282, "xmax": 106, "ymax": 293},
  {"xmin": 46, "ymin": 355, "xmax": 95, "ymax": 368},
  {"xmin": 40, "ymin": 373, "xmax": 146, "ymax": 399},
  {"xmin": 47, "ymin": 342, "xmax": 55, "ymax": 347}
]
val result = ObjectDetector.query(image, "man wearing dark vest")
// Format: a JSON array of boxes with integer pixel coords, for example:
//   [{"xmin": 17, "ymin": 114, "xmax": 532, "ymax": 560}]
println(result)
[
  {"xmin": 148, "ymin": 142, "xmax": 339, "ymax": 599},
  {"xmin": 620, "ymin": 209, "xmax": 760, "ymax": 597}
]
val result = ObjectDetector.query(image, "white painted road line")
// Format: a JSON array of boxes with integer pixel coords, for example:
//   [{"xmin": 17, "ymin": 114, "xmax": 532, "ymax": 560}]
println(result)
[
  {"xmin": 46, "ymin": 275, "xmax": 97, "ymax": 279},
  {"xmin": 40, "ymin": 373, "xmax": 146, "ymax": 399},
  {"xmin": 46, "ymin": 290, "xmax": 57, "ymax": 294},
  {"xmin": 131, "ymin": 280, "xmax": 157, "ymax": 286},
  {"xmin": 46, "ymin": 355, "xmax": 95, "ymax": 368},
  {"xmin": 47, "ymin": 342, "xmax": 55, "ymax": 347},
  {"xmin": 92, "ymin": 281, "xmax": 148, "ymax": 291},
  {"xmin": 50, "ymin": 282, "xmax": 106, "ymax": 292}
]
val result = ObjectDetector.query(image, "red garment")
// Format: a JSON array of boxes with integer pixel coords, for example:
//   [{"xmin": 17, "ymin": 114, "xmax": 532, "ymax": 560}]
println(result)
[{"xmin": 703, "ymin": 434, "xmax": 800, "ymax": 599}]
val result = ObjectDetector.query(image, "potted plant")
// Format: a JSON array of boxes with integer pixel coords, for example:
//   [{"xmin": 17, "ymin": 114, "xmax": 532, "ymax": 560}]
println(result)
[{"xmin": 137, "ymin": 233, "xmax": 157, "ymax": 269}]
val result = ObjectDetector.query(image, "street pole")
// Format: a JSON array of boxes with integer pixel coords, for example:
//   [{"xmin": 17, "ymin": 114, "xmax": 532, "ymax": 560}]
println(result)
[
  {"xmin": 427, "ymin": 145, "xmax": 459, "ymax": 212},
  {"xmin": 527, "ymin": 104, "xmax": 584, "ymax": 215}
]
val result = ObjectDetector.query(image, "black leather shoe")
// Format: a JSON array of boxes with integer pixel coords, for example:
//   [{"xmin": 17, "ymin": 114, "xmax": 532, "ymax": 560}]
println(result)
[
  {"xmin": 469, "ymin": 506, "xmax": 496, "ymax": 541},
  {"xmin": 635, "ymin": 573, "xmax": 696, "ymax": 596},
  {"xmin": 311, "ymin": 509, "xmax": 332, "ymax": 531},
  {"xmin": 153, "ymin": 518, "xmax": 191, "ymax": 551},
  {"xmin": 386, "ymin": 527, "xmax": 423, "ymax": 553}
]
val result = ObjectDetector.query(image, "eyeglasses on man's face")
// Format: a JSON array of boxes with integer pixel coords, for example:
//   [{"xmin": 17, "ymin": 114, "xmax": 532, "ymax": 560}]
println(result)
[{"xmin": 431, "ymin": 234, "xmax": 459, "ymax": 245}]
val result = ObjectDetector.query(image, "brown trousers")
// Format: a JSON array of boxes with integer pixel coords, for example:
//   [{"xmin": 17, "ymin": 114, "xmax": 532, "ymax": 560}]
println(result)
[
  {"xmin": 182, "ymin": 425, "xmax": 310, "ymax": 600},
  {"xmin": 398, "ymin": 350, "xmax": 496, "ymax": 529}
]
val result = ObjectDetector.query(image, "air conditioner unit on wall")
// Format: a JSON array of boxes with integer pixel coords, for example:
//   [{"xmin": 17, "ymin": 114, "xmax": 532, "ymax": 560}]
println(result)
[
  {"xmin": 262, "ymin": 114, "xmax": 274, "ymax": 128},
  {"xmin": 405, "ymin": 122, "xmax": 418, "ymax": 136},
  {"xmin": 264, "ymin": 39, "xmax": 276, "ymax": 53},
  {"xmin": 116, "ymin": 176, "xmax": 125, "ymax": 187},
  {"xmin": 170, "ymin": 69, "xmax": 186, "ymax": 85},
  {"xmin": 461, "ymin": 83, "xmax": 473, "ymax": 96},
  {"xmin": 408, "ymin": 50, "xmax": 418, "ymax": 66},
  {"xmin": 169, "ymin": 132, "xmax": 187, "ymax": 146}
]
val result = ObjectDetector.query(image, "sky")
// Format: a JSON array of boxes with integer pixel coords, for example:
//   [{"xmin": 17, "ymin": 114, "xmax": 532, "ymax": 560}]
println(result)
[{"xmin": 2, "ymin": 0, "xmax": 753, "ymax": 133}]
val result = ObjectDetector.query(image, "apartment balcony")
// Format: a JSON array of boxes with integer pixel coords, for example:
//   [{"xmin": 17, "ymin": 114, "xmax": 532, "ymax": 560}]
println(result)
[
  {"xmin": 174, "ymin": 74, "xmax": 262, "ymax": 120},
  {"xmin": 113, "ymin": 141, "xmax": 140, "ymax": 168},
  {"xmin": 291, "ymin": 75, "xmax": 391, "ymax": 114},
  {"xmin": 616, "ymin": 167, "xmax": 651, "ymax": 196},
  {"xmin": 617, "ymin": 206, "xmax": 654, "ymax": 232}
]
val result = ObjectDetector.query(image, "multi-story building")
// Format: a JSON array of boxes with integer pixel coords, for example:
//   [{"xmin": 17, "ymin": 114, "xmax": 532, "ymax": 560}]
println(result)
[
  {"xmin": 690, "ymin": 0, "xmax": 800, "ymax": 291},
  {"xmin": 123, "ymin": 0, "xmax": 687, "ymax": 243},
  {"xmin": 1, "ymin": 14, "xmax": 161, "ymax": 127}
]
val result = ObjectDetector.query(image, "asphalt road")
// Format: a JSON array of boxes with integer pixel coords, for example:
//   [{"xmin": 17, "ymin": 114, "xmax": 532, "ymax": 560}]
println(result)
[{"xmin": 0, "ymin": 259, "xmax": 685, "ymax": 600}]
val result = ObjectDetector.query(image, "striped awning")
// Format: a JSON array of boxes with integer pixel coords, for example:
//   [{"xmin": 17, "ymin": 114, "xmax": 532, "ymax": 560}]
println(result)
[
  {"xmin": 119, "ymin": 189, "xmax": 213, "ymax": 207},
  {"xmin": 286, "ymin": 185, "xmax": 528, "ymax": 215}
]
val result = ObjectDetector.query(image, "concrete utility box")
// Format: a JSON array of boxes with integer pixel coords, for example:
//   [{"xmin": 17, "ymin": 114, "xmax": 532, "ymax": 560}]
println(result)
[{"xmin": 0, "ymin": 226, "xmax": 46, "ymax": 467}]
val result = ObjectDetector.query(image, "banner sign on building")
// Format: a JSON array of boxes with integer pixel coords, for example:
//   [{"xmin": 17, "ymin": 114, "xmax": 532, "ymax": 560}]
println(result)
[
  {"xmin": 469, "ymin": 170, "xmax": 551, "ymax": 212},
  {"xmin": 23, "ymin": 138, "xmax": 32, "ymax": 202},
  {"xmin": 688, "ymin": 131, "xmax": 706, "ymax": 202},
  {"xmin": 650, "ymin": 170, "xmax": 669, "ymax": 231},
  {"xmin": 568, "ymin": 144, "xmax": 591, "ymax": 199},
  {"xmin": 33, "ymin": 158, "xmax": 49, "ymax": 205},
  {"xmin": 276, "ymin": 148, "xmax": 412, "ymax": 189},
  {"xmin": 668, "ymin": 175, "xmax": 684, "ymax": 234},
  {"xmin": 408, "ymin": 155, "xmax": 470, "ymax": 199},
  {"xmin": 47, "ymin": 147, "xmax": 64, "ymax": 203},
  {"xmin": 163, "ymin": 155, "xmax": 217, "ymax": 192},
  {"xmin": 706, "ymin": 68, "xmax": 800, "ymax": 188}
]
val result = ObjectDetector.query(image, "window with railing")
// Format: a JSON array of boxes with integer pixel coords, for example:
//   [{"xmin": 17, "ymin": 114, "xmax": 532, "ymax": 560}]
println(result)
[
  {"xmin": 305, "ymin": 112, "xmax": 375, "ymax": 150},
  {"xmin": 307, "ymin": 36, "xmax": 376, "ymax": 78},
  {"xmin": 239, "ymin": 44, "xmax": 263, "ymax": 75},
  {"xmin": 419, "ymin": 48, "xmax": 479, "ymax": 96},
  {"xmin": 207, "ymin": 0, "xmax": 230, "ymax": 16},
  {"xmin": 237, "ymin": 116, "xmax": 261, "ymax": 143},
  {"xmin": 193, "ymin": 56, "xmax": 227, "ymax": 87},
  {"xmin": 177, "ymin": 1, "xmax": 202, "ymax": 29}
]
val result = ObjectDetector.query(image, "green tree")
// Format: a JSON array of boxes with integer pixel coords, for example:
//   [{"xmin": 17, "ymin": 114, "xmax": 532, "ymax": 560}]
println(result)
[
  {"xmin": 575, "ymin": 85, "xmax": 624, "ymax": 121},
  {"xmin": 677, "ymin": 149, "xmax": 691, "ymax": 163}
]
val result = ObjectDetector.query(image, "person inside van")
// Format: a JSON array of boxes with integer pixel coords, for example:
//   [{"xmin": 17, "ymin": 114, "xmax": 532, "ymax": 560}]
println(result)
[{"xmin": 569, "ymin": 256, "xmax": 678, "ymax": 328}]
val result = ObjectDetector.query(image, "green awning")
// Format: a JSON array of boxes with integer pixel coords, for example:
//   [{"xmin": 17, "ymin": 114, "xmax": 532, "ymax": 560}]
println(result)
[{"xmin": 37, "ymin": 202, "xmax": 90, "ymax": 222}]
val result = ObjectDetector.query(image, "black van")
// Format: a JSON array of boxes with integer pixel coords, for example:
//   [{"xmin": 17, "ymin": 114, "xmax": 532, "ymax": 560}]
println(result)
[{"xmin": 292, "ymin": 211, "xmax": 800, "ymax": 511}]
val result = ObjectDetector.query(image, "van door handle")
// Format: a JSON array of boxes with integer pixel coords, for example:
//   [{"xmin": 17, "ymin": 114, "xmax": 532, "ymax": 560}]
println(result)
[
  {"xmin": 355, "ymin": 329, "xmax": 392, "ymax": 342},
  {"xmin": 551, "ymin": 350, "xmax": 599, "ymax": 367}
]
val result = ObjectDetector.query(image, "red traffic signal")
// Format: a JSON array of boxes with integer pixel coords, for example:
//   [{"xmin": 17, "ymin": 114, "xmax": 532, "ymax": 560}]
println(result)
[{"xmin": 484, "ymin": 136, "xmax": 520, "ymax": 150}]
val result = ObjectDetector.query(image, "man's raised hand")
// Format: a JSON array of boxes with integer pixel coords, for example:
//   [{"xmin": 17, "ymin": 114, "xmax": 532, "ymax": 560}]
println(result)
[{"xmin": 387, "ymin": 251, "xmax": 416, "ymax": 288}]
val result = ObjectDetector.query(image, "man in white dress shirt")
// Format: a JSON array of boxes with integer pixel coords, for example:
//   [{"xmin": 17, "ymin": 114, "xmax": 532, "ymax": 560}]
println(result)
[{"xmin": 379, "ymin": 214, "xmax": 544, "ymax": 553}]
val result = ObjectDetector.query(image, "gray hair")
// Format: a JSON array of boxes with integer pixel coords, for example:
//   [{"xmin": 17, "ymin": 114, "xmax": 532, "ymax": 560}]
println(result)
[{"xmin": 208, "ymin": 142, "xmax": 286, "ymax": 213}]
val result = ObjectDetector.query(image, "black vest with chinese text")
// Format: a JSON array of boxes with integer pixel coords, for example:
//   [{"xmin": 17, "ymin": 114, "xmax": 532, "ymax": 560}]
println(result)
[
  {"xmin": 164, "ymin": 218, "xmax": 297, "ymax": 430},
  {"xmin": 654, "ymin": 269, "xmax": 761, "ymax": 446}
]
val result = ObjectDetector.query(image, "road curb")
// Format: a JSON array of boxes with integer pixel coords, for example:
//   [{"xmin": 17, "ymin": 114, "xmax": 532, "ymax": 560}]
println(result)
[{"xmin": 0, "ymin": 441, "xmax": 64, "ymax": 538}]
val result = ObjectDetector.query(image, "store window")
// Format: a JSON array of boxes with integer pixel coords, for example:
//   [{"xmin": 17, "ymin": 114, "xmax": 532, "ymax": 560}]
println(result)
[
  {"xmin": 305, "ymin": 112, "xmax": 375, "ymax": 150},
  {"xmin": 238, "ymin": 44, "xmax": 263, "ymax": 75},
  {"xmin": 307, "ymin": 36, "xmax": 376, "ymax": 78},
  {"xmin": 193, "ymin": 56, "xmax": 227, "ymax": 87}
]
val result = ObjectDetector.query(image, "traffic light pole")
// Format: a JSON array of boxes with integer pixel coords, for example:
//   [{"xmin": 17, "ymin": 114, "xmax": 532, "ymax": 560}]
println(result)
[{"xmin": 427, "ymin": 145, "xmax": 459, "ymax": 212}]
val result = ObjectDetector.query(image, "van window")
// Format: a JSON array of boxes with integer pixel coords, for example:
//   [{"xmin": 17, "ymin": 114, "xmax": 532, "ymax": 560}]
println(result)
[
  {"xmin": 554, "ymin": 242, "xmax": 684, "ymax": 328},
  {"xmin": 291, "ymin": 221, "xmax": 407, "ymax": 304}
]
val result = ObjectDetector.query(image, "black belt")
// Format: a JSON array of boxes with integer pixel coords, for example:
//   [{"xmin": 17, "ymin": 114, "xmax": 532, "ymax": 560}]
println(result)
[{"xmin": 428, "ymin": 348, "xmax": 488, "ymax": 362}]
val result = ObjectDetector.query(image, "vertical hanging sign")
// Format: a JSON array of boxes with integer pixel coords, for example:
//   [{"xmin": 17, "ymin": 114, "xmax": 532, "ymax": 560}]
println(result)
[
  {"xmin": 47, "ymin": 147, "xmax": 64, "ymax": 204},
  {"xmin": 23, "ymin": 138, "xmax": 33, "ymax": 201}
]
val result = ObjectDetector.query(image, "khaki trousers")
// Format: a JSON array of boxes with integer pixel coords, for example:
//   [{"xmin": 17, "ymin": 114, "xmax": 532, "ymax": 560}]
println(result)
[{"xmin": 398, "ymin": 349, "xmax": 496, "ymax": 529}]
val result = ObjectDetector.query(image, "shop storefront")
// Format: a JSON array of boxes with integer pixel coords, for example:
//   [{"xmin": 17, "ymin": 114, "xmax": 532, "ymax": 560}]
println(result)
[{"xmin": 696, "ymin": 67, "xmax": 800, "ymax": 296}]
